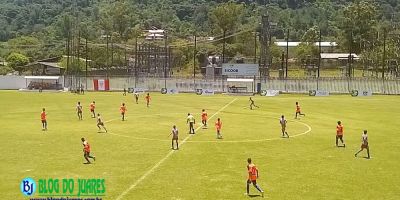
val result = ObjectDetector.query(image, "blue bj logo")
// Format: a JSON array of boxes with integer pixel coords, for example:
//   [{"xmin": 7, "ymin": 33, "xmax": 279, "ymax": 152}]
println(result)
[{"xmin": 20, "ymin": 177, "xmax": 36, "ymax": 196}]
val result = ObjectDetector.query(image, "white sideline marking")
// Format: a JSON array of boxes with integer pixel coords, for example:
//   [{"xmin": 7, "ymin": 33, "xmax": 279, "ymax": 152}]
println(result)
[
  {"xmin": 115, "ymin": 98, "xmax": 238, "ymax": 200},
  {"xmin": 109, "ymin": 120, "xmax": 312, "ymax": 143}
]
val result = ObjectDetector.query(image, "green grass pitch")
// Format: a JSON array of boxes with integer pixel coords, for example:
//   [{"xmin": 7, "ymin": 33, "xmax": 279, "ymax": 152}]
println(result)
[{"xmin": 1, "ymin": 91, "xmax": 400, "ymax": 199}]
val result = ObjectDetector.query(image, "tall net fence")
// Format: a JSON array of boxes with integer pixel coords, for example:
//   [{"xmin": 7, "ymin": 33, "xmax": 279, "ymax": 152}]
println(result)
[{"xmin": 65, "ymin": 75, "xmax": 400, "ymax": 94}]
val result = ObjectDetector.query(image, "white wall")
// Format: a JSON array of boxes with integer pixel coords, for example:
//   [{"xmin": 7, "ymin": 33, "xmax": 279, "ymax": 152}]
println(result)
[{"xmin": 0, "ymin": 76, "xmax": 26, "ymax": 89}]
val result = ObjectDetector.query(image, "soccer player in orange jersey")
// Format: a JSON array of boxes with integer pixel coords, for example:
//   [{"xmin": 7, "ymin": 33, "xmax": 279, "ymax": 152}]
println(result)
[
  {"xmin": 76, "ymin": 102, "xmax": 83, "ymax": 120},
  {"xmin": 201, "ymin": 109, "xmax": 208, "ymax": 128},
  {"xmin": 120, "ymin": 103, "xmax": 127, "ymax": 121},
  {"xmin": 336, "ymin": 121, "xmax": 345, "ymax": 147},
  {"xmin": 246, "ymin": 158, "xmax": 264, "ymax": 197},
  {"xmin": 169, "ymin": 125, "xmax": 179, "ymax": 150},
  {"xmin": 215, "ymin": 118, "xmax": 222, "ymax": 139},
  {"xmin": 41, "ymin": 108, "xmax": 47, "ymax": 131},
  {"xmin": 295, "ymin": 102, "xmax": 305, "ymax": 119},
  {"xmin": 145, "ymin": 93, "xmax": 151, "ymax": 107},
  {"xmin": 90, "ymin": 101, "xmax": 96, "ymax": 118},
  {"xmin": 81, "ymin": 138, "xmax": 95, "ymax": 164},
  {"xmin": 355, "ymin": 130, "xmax": 370, "ymax": 159}
]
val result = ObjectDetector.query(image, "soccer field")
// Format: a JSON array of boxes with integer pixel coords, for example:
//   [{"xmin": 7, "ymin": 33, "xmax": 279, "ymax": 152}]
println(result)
[{"xmin": 1, "ymin": 91, "xmax": 400, "ymax": 200}]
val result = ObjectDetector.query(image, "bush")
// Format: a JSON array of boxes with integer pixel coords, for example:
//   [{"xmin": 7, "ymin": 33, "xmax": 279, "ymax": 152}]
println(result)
[{"xmin": 0, "ymin": 65, "xmax": 14, "ymax": 75}]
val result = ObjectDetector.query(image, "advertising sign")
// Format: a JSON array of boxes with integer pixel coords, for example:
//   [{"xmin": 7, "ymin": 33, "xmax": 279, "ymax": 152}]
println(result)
[
  {"xmin": 196, "ymin": 89, "xmax": 215, "ymax": 95},
  {"xmin": 261, "ymin": 90, "xmax": 280, "ymax": 96},
  {"xmin": 222, "ymin": 64, "xmax": 259, "ymax": 76},
  {"xmin": 351, "ymin": 90, "xmax": 372, "ymax": 97},
  {"xmin": 161, "ymin": 88, "xmax": 179, "ymax": 94},
  {"xmin": 309, "ymin": 90, "xmax": 330, "ymax": 96}
]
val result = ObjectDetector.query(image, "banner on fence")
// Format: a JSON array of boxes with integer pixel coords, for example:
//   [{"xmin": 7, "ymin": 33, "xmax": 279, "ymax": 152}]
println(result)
[
  {"xmin": 196, "ymin": 89, "xmax": 215, "ymax": 95},
  {"xmin": 161, "ymin": 88, "xmax": 179, "ymax": 94},
  {"xmin": 133, "ymin": 88, "xmax": 146, "ymax": 93},
  {"xmin": 222, "ymin": 64, "xmax": 259, "ymax": 76},
  {"xmin": 93, "ymin": 79, "xmax": 109, "ymax": 91},
  {"xmin": 261, "ymin": 90, "xmax": 280, "ymax": 96},
  {"xmin": 351, "ymin": 90, "xmax": 372, "ymax": 97},
  {"xmin": 309, "ymin": 90, "xmax": 330, "ymax": 96}
]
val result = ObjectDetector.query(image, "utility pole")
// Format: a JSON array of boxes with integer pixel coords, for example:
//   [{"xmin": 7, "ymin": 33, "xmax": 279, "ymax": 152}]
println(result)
[
  {"xmin": 318, "ymin": 29, "xmax": 322, "ymax": 78},
  {"xmin": 285, "ymin": 29, "xmax": 289, "ymax": 78},
  {"xmin": 254, "ymin": 31, "xmax": 257, "ymax": 63},
  {"xmin": 193, "ymin": 34, "xmax": 197, "ymax": 91},
  {"xmin": 349, "ymin": 31, "xmax": 353, "ymax": 78},
  {"xmin": 222, "ymin": 30, "xmax": 226, "ymax": 63},
  {"xmin": 85, "ymin": 37, "xmax": 88, "ymax": 90},
  {"xmin": 382, "ymin": 29, "xmax": 387, "ymax": 80},
  {"xmin": 260, "ymin": 15, "xmax": 275, "ymax": 80},
  {"xmin": 134, "ymin": 36, "xmax": 138, "ymax": 88},
  {"xmin": 164, "ymin": 30, "xmax": 168, "ymax": 89},
  {"xmin": 260, "ymin": 15, "xmax": 268, "ymax": 80}
]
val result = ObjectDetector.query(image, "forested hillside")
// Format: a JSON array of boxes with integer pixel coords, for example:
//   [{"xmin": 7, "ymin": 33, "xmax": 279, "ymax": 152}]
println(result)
[{"xmin": 0, "ymin": 0, "xmax": 399, "ymax": 75}]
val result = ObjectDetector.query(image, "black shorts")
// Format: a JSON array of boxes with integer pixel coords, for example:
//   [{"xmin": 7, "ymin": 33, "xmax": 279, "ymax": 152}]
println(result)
[
  {"xmin": 41, "ymin": 120, "xmax": 47, "ymax": 123},
  {"xmin": 336, "ymin": 135, "xmax": 343, "ymax": 139},
  {"xmin": 97, "ymin": 122, "xmax": 104, "ymax": 126}
]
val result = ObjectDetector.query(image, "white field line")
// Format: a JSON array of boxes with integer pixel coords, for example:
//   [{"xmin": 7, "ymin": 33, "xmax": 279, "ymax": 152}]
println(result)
[
  {"xmin": 115, "ymin": 98, "xmax": 238, "ymax": 200},
  {"xmin": 109, "ymin": 117, "xmax": 312, "ymax": 143},
  {"xmin": 109, "ymin": 120, "xmax": 312, "ymax": 143}
]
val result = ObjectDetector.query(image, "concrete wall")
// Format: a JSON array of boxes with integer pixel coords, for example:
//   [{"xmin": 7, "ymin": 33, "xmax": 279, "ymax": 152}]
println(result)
[{"xmin": 0, "ymin": 76, "xmax": 26, "ymax": 89}]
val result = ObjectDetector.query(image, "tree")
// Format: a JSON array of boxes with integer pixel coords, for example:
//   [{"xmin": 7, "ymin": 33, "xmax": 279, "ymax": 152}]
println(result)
[
  {"xmin": 6, "ymin": 52, "xmax": 29, "ymax": 75},
  {"xmin": 295, "ymin": 26, "xmax": 320, "ymax": 60},
  {"xmin": 7, "ymin": 36, "xmax": 42, "ymax": 61},
  {"xmin": 210, "ymin": 2, "xmax": 244, "ymax": 35},
  {"xmin": 337, "ymin": 0, "xmax": 378, "ymax": 54},
  {"xmin": 210, "ymin": 2, "xmax": 244, "ymax": 62}
]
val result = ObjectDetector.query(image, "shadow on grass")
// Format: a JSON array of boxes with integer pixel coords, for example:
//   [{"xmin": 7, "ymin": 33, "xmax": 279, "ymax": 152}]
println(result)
[{"xmin": 248, "ymin": 194, "xmax": 262, "ymax": 198}]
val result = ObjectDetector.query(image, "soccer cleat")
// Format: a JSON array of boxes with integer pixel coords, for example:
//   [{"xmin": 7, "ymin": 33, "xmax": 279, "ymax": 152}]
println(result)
[
  {"xmin": 93, "ymin": 156, "xmax": 96, "ymax": 161},
  {"xmin": 343, "ymin": 144, "xmax": 346, "ymax": 148},
  {"xmin": 261, "ymin": 191, "xmax": 264, "ymax": 198},
  {"xmin": 354, "ymin": 154, "xmax": 357, "ymax": 157}
]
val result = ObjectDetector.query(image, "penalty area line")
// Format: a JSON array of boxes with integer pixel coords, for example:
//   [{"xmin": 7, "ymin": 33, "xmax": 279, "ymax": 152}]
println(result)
[{"xmin": 115, "ymin": 98, "xmax": 238, "ymax": 200}]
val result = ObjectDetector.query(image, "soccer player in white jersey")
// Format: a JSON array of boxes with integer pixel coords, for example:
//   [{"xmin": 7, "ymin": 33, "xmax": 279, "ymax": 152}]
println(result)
[
  {"xmin": 186, "ymin": 113, "xmax": 195, "ymax": 134},
  {"xmin": 96, "ymin": 113, "xmax": 108, "ymax": 133},
  {"xmin": 169, "ymin": 125, "xmax": 179, "ymax": 150},
  {"xmin": 76, "ymin": 102, "xmax": 83, "ymax": 120},
  {"xmin": 280, "ymin": 115, "xmax": 289, "ymax": 138},
  {"xmin": 355, "ymin": 130, "xmax": 370, "ymax": 159}
]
